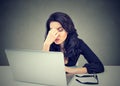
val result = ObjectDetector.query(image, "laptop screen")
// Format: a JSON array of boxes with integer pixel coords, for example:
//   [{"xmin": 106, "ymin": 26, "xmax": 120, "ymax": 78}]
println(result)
[{"xmin": 5, "ymin": 49, "xmax": 67, "ymax": 86}]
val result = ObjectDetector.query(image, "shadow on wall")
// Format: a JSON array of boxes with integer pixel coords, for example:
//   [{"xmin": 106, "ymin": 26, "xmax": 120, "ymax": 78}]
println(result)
[{"xmin": 0, "ymin": 48, "xmax": 9, "ymax": 66}]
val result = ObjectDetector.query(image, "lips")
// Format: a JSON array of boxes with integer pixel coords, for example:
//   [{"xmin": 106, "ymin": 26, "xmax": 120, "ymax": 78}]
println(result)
[
  {"xmin": 55, "ymin": 39, "xmax": 60, "ymax": 42},
  {"xmin": 54, "ymin": 38, "xmax": 61, "ymax": 44},
  {"xmin": 55, "ymin": 38, "xmax": 59, "ymax": 42}
]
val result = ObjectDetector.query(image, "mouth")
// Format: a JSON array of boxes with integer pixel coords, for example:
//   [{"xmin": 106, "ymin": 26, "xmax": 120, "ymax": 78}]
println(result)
[{"xmin": 55, "ymin": 38, "xmax": 60, "ymax": 42}]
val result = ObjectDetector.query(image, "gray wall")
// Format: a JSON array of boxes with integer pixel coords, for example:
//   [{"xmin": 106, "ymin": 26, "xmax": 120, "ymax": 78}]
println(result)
[{"xmin": 0, "ymin": 0, "xmax": 120, "ymax": 65}]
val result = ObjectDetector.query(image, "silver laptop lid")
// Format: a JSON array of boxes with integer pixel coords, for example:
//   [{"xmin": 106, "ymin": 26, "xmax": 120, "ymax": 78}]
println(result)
[{"xmin": 5, "ymin": 49, "xmax": 67, "ymax": 86}]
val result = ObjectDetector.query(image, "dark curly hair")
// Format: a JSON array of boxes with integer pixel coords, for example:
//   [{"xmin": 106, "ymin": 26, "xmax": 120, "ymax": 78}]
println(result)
[{"xmin": 45, "ymin": 12, "xmax": 81, "ymax": 65}]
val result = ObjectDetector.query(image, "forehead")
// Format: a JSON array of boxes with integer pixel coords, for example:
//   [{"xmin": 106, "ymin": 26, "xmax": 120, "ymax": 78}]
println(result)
[{"xmin": 50, "ymin": 21, "xmax": 62, "ymax": 29}]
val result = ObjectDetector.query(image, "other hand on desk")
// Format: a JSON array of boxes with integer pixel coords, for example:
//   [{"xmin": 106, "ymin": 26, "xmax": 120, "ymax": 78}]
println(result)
[{"xmin": 65, "ymin": 66, "xmax": 87, "ymax": 74}]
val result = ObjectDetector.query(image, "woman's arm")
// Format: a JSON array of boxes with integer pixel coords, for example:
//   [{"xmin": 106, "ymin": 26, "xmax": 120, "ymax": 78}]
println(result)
[
  {"xmin": 42, "ymin": 42, "xmax": 51, "ymax": 51},
  {"xmin": 80, "ymin": 40, "xmax": 104, "ymax": 74},
  {"xmin": 65, "ymin": 39, "xmax": 104, "ymax": 74}
]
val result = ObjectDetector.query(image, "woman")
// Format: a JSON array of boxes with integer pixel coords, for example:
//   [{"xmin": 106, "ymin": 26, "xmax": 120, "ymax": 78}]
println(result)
[{"xmin": 43, "ymin": 12, "xmax": 104, "ymax": 74}]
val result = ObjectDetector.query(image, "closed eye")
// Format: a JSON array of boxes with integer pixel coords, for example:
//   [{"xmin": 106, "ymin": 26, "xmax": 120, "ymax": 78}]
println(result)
[{"xmin": 57, "ymin": 27, "xmax": 64, "ymax": 32}]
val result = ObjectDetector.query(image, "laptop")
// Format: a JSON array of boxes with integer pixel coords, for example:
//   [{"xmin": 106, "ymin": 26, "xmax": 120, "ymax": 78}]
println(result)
[{"xmin": 5, "ymin": 49, "xmax": 74, "ymax": 86}]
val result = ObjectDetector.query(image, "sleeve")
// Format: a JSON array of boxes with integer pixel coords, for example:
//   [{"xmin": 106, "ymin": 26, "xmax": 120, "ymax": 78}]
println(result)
[{"xmin": 80, "ymin": 40, "xmax": 104, "ymax": 74}]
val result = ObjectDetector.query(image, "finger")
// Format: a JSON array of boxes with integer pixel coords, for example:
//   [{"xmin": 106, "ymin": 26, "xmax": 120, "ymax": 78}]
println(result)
[
  {"xmin": 48, "ymin": 29, "xmax": 57, "ymax": 36},
  {"xmin": 55, "ymin": 32, "xmax": 59, "ymax": 37},
  {"xmin": 50, "ymin": 29, "xmax": 58, "ymax": 35},
  {"xmin": 53, "ymin": 31, "xmax": 59, "ymax": 36}
]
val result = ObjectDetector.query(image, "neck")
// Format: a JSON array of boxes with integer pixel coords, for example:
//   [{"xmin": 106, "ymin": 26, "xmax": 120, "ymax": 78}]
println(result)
[{"xmin": 60, "ymin": 43, "xmax": 64, "ymax": 49}]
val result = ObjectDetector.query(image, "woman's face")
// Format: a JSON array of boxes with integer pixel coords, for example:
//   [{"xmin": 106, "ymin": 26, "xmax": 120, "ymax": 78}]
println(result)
[{"xmin": 50, "ymin": 21, "xmax": 68, "ymax": 45}]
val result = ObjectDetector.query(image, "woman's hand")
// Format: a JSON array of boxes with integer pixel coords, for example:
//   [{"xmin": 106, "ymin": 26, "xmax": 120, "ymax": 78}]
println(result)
[
  {"xmin": 43, "ymin": 29, "xmax": 59, "ymax": 51},
  {"xmin": 64, "ymin": 58, "xmax": 68, "ymax": 64},
  {"xmin": 45, "ymin": 29, "xmax": 59, "ymax": 45},
  {"xmin": 65, "ymin": 66, "xmax": 78, "ymax": 74},
  {"xmin": 65, "ymin": 66, "xmax": 87, "ymax": 74}
]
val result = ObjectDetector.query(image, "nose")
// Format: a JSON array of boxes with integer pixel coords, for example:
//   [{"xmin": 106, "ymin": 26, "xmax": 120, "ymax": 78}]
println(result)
[{"xmin": 57, "ymin": 32, "xmax": 60, "ymax": 36}]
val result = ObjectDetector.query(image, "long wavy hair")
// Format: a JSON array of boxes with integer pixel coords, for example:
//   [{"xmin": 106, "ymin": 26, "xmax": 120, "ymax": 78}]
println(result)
[{"xmin": 45, "ymin": 12, "xmax": 81, "ymax": 64}]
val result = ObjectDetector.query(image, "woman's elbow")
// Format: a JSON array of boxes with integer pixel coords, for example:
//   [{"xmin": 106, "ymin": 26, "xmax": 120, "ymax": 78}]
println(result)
[{"xmin": 97, "ymin": 63, "xmax": 105, "ymax": 73}]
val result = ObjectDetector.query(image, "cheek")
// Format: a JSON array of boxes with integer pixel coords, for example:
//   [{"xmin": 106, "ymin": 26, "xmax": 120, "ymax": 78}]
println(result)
[{"xmin": 60, "ymin": 32, "xmax": 67, "ymax": 40}]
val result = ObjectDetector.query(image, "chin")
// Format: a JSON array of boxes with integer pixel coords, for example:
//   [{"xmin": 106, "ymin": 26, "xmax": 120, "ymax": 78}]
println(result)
[
  {"xmin": 54, "ymin": 41, "xmax": 62, "ymax": 45},
  {"xmin": 54, "ymin": 42, "xmax": 61, "ymax": 45}
]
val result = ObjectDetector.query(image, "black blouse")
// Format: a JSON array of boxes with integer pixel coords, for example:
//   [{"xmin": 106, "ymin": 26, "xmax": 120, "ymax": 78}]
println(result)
[{"xmin": 65, "ymin": 38, "xmax": 104, "ymax": 74}]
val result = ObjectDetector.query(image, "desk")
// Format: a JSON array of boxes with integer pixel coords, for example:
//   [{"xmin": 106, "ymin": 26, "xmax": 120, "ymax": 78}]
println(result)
[{"xmin": 0, "ymin": 66, "xmax": 120, "ymax": 86}]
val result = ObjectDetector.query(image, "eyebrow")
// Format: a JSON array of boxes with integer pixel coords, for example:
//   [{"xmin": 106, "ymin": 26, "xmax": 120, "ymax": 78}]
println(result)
[
  {"xmin": 50, "ymin": 26, "xmax": 62, "ymax": 30},
  {"xmin": 57, "ymin": 26, "xmax": 63, "ymax": 29}
]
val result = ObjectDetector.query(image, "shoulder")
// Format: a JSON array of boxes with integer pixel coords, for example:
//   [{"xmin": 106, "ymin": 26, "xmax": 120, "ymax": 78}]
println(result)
[
  {"xmin": 68, "ymin": 37, "xmax": 85, "ymax": 50},
  {"xmin": 75, "ymin": 38, "xmax": 85, "ymax": 46},
  {"xmin": 65, "ymin": 37, "xmax": 85, "ymax": 49},
  {"xmin": 77, "ymin": 38, "xmax": 84, "ymax": 43}
]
